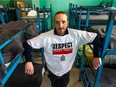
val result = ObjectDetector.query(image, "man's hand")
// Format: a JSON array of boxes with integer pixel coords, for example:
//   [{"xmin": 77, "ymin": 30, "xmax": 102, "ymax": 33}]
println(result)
[
  {"xmin": 25, "ymin": 62, "xmax": 34, "ymax": 75},
  {"xmin": 92, "ymin": 58, "xmax": 102, "ymax": 70}
]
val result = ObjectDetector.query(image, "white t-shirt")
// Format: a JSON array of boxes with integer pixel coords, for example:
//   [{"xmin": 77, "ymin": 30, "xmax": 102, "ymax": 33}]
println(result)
[{"xmin": 27, "ymin": 28, "xmax": 97, "ymax": 76}]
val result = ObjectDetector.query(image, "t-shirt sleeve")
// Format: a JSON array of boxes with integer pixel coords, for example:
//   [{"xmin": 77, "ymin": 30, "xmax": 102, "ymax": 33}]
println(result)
[
  {"xmin": 27, "ymin": 34, "xmax": 44, "ymax": 49},
  {"xmin": 77, "ymin": 31, "xmax": 97, "ymax": 45}
]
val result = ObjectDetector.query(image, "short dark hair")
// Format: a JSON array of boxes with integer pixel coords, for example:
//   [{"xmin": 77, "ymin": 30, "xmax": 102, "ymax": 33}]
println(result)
[{"xmin": 54, "ymin": 11, "xmax": 68, "ymax": 21}]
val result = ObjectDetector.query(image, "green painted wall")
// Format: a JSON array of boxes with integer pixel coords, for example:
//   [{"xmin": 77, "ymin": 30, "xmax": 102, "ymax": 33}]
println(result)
[
  {"xmin": 0, "ymin": 0, "xmax": 11, "ymax": 5},
  {"xmin": 32, "ymin": 0, "xmax": 40, "ymax": 7},
  {"xmin": 1, "ymin": 0, "xmax": 115, "ymax": 28},
  {"xmin": 112, "ymin": 0, "xmax": 116, "ymax": 6},
  {"xmin": 113, "ymin": 0, "xmax": 116, "ymax": 6},
  {"xmin": 31, "ymin": 0, "xmax": 103, "ymax": 18},
  {"xmin": 102, "ymin": 0, "xmax": 116, "ymax": 6},
  {"xmin": 36, "ymin": 0, "xmax": 102, "ymax": 29}
]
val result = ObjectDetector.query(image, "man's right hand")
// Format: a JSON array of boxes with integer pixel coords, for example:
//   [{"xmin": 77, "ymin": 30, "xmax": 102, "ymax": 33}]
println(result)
[{"xmin": 25, "ymin": 62, "xmax": 34, "ymax": 75}]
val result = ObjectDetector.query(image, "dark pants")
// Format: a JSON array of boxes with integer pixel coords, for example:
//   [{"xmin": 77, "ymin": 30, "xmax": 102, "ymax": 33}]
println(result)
[{"xmin": 48, "ymin": 70, "xmax": 70, "ymax": 87}]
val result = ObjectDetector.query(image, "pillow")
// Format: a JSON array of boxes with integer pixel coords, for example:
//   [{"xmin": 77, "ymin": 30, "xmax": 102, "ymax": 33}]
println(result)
[{"xmin": 27, "ymin": 10, "xmax": 37, "ymax": 16}]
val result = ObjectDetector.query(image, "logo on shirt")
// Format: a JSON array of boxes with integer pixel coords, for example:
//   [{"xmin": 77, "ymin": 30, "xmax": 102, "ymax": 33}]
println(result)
[
  {"xmin": 52, "ymin": 42, "xmax": 73, "ymax": 55},
  {"xmin": 61, "ymin": 55, "xmax": 65, "ymax": 61}
]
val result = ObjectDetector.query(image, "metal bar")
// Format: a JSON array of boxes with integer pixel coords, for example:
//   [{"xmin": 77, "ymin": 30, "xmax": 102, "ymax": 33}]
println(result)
[
  {"xmin": 79, "ymin": 45, "xmax": 85, "ymax": 80},
  {"xmin": 2, "ymin": 53, "xmax": 23, "ymax": 86},
  {"xmin": 3, "ymin": 5, "xmax": 8, "ymax": 22},
  {"xmin": 0, "ymin": 51, "xmax": 5, "ymax": 64},
  {"xmin": 15, "ymin": 7, "xmax": 21, "ymax": 20},
  {"xmin": 0, "ymin": 11, "xmax": 5, "ymax": 24},
  {"xmin": 78, "ymin": 9, "xmax": 82, "ymax": 29},
  {"xmin": 107, "ymin": 50, "xmax": 116, "ymax": 55},
  {"xmin": 85, "ymin": 8, "xmax": 90, "ymax": 28},
  {"xmin": 0, "ymin": 30, "xmax": 24, "ymax": 50},
  {"xmin": 94, "ymin": 10, "xmax": 115, "ymax": 87}
]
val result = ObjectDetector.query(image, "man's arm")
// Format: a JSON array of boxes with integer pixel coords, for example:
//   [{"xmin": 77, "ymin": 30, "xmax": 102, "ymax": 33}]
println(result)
[
  {"xmin": 91, "ymin": 34, "xmax": 103, "ymax": 70},
  {"xmin": 23, "ymin": 42, "xmax": 34, "ymax": 75},
  {"xmin": 23, "ymin": 42, "xmax": 33, "ymax": 62}
]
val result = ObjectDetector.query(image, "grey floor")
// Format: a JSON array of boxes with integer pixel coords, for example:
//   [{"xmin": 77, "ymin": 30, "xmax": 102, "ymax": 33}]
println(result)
[
  {"xmin": 5, "ymin": 57, "xmax": 116, "ymax": 87},
  {"xmin": 35, "ymin": 57, "xmax": 116, "ymax": 87},
  {"xmin": 33, "ymin": 58, "xmax": 84, "ymax": 87},
  {"xmin": 40, "ymin": 67, "xmax": 84, "ymax": 87}
]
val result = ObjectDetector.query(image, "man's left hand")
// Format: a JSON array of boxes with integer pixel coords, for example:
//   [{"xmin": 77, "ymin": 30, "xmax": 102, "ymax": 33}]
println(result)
[{"xmin": 92, "ymin": 58, "xmax": 102, "ymax": 70}]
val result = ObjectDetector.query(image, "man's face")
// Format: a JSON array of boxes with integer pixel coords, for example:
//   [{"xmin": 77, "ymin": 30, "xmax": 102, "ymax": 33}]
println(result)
[{"xmin": 54, "ymin": 13, "xmax": 68, "ymax": 36}]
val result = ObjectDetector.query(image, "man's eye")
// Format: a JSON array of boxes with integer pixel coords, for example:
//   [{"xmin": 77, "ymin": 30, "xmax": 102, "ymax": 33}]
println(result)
[
  {"xmin": 55, "ymin": 21, "xmax": 59, "ymax": 24},
  {"xmin": 62, "ymin": 21, "xmax": 66, "ymax": 24}
]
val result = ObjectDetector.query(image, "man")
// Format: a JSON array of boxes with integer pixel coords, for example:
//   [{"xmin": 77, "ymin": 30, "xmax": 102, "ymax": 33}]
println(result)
[{"xmin": 23, "ymin": 11, "xmax": 102, "ymax": 87}]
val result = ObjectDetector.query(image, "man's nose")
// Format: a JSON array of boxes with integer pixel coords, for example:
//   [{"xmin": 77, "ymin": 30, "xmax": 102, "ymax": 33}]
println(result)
[{"xmin": 59, "ymin": 22, "xmax": 63, "ymax": 28}]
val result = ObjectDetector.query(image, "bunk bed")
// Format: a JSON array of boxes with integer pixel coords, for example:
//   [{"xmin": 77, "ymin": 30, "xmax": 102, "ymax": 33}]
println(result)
[
  {"xmin": 0, "ymin": 5, "xmax": 6, "ymax": 24},
  {"xmin": 69, "ymin": 3, "xmax": 79, "ymax": 28},
  {"xmin": 78, "ymin": 6, "xmax": 116, "ymax": 28},
  {"xmin": 0, "ymin": 21, "xmax": 29, "ymax": 86},
  {"xmin": 0, "ymin": 4, "xmax": 18, "ymax": 24},
  {"xmin": 0, "ymin": 10, "xmax": 5, "ymax": 24},
  {"xmin": 69, "ymin": 3, "xmax": 116, "ymax": 29},
  {"xmin": 16, "ymin": 4, "xmax": 52, "ymax": 34},
  {"xmin": 5, "ymin": 4, "xmax": 17, "ymax": 21},
  {"xmin": 79, "ymin": 7, "xmax": 116, "ymax": 87},
  {"xmin": 0, "ymin": 21, "xmax": 44, "ymax": 87},
  {"xmin": 69, "ymin": 3, "xmax": 116, "ymax": 87},
  {"xmin": 15, "ymin": 4, "xmax": 48, "ymax": 66}
]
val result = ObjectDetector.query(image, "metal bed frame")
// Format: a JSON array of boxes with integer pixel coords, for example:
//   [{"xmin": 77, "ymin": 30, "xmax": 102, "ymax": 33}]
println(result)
[
  {"xmin": 0, "ymin": 4, "xmax": 17, "ymax": 24},
  {"xmin": 0, "ymin": 21, "xmax": 46, "ymax": 87},
  {"xmin": 79, "ymin": 7, "xmax": 116, "ymax": 87},
  {"xmin": 0, "ymin": 21, "xmax": 29, "ymax": 86},
  {"xmin": 69, "ymin": 3, "xmax": 116, "ymax": 29},
  {"xmin": 15, "ymin": 4, "xmax": 50, "ymax": 66},
  {"xmin": 16, "ymin": 4, "xmax": 52, "ymax": 34},
  {"xmin": 69, "ymin": 3, "xmax": 79, "ymax": 29},
  {"xmin": 69, "ymin": 3, "xmax": 116, "ymax": 87},
  {"xmin": 0, "ymin": 5, "xmax": 8, "ymax": 24},
  {"xmin": 0, "ymin": 10, "xmax": 5, "ymax": 24}
]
